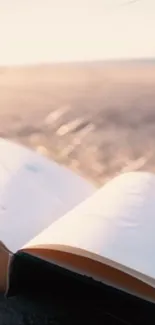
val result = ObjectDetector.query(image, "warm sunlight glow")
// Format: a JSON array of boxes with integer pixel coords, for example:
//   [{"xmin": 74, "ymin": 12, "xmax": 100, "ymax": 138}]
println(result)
[{"xmin": 0, "ymin": 0, "xmax": 154, "ymax": 65}]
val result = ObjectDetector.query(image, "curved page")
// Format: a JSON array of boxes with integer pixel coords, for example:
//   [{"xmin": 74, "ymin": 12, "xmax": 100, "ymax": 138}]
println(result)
[
  {"xmin": 0, "ymin": 138, "xmax": 94, "ymax": 252},
  {"xmin": 23, "ymin": 172, "xmax": 155, "ymax": 290}
]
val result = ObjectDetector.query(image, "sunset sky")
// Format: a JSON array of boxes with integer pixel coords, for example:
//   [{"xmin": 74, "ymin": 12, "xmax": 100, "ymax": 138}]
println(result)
[{"xmin": 0, "ymin": 0, "xmax": 154, "ymax": 65}]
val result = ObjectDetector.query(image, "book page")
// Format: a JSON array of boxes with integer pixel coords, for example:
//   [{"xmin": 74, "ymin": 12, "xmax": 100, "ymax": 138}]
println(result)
[
  {"xmin": 0, "ymin": 139, "xmax": 94, "ymax": 252},
  {"xmin": 23, "ymin": 172, "xmax": 155, "ymax": 292}
]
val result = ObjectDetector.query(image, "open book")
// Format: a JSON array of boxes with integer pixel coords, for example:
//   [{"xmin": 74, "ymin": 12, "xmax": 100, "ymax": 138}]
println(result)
[{"xmin": 0, "ymin": 140, "xmax": 155, "ymax": 315}]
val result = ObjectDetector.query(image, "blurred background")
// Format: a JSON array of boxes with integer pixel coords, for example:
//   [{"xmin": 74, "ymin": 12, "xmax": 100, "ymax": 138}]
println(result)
[
  {"xmin": 0, "ymin": 1, "xmax": 155, "ymax": 322},
  {"xmin": 0, "ymin": 0, "xmax": 155, "ymax": 187}
]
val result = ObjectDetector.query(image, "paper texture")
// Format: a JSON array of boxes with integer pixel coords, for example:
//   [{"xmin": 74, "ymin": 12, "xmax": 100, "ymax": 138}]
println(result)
[
  {"xmin": 0, "ymin": 138, "xmax": 94, "ymax": 252},
  {"xmin": 24, "ymin": 172, "xmax": 155, "ymax": 286}
]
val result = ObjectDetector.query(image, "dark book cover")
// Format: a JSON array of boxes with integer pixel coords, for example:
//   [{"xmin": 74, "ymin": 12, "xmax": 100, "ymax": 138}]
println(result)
[{"xmin": 5, "ymin": 251, "xmax": 155, "ymax": 324}]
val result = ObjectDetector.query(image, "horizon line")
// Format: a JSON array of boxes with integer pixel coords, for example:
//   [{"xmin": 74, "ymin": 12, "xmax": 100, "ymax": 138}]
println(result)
[{"xmin": 0, "ymin": 57, "xmax": 155, "ymax": 68}]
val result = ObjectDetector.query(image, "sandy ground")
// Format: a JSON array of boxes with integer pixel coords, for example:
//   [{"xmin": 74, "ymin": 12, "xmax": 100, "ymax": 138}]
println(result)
[{"xmin": 1, "ymin": 61, "xmax": 155, "ymax": 186}]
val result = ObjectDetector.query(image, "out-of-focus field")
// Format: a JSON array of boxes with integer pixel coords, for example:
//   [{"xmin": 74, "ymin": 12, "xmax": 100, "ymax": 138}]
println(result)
[
  {"xmin": 0, "ymin": 61, "xmax": 155, "ymax": 186},
  {"xmin": 0, "ymin": 60, "xmax": 155, "ymax": 323}
]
